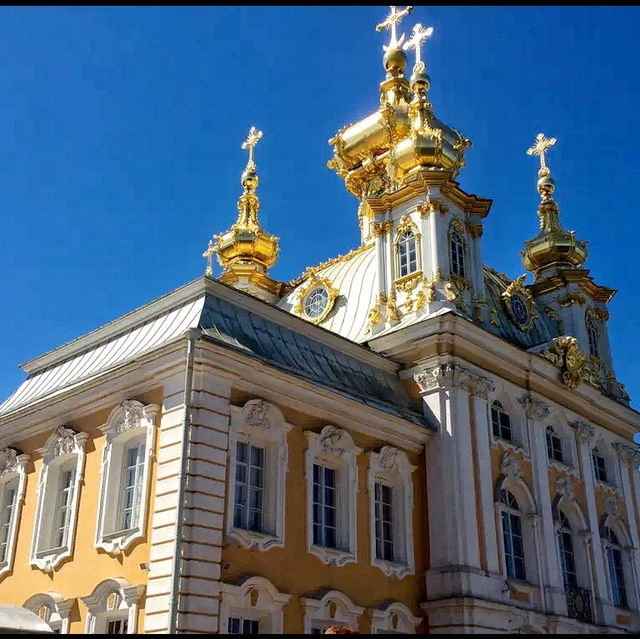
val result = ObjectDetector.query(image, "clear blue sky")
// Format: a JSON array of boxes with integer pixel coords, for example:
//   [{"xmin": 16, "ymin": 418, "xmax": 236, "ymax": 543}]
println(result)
[{"xmin": 1, "ymin": 6, "xmax": 639, "ymax": 412}]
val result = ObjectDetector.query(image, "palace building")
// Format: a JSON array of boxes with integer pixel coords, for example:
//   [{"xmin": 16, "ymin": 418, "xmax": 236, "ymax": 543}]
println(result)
[{"xmin": 0, "ymin": 5, "xmax": 639, "ymax": 634}]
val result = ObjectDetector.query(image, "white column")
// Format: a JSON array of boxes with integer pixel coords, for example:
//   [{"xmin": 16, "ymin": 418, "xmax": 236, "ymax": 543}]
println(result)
[
  {"xmin": 415, "ymin": 361, "xmax": 499, "ymax": 602},
  {"xmin": 520, "ymin": 395, "xmax": 566, "ymax": 615},
  {"xmin": 573, "ymin": 421, "xmax": 609, "ymax": 619},
  {"xmin": 429, "ymin": 202, "xmax": 440, "ymax": 281},
  {"xmin": 470, "ymin": 383, "xmax": 500, "ymax": 575}
]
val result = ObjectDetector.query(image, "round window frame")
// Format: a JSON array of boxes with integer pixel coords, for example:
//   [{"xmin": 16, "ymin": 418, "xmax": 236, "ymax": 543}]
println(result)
[
  {"xmin": 303, "ymin": 286, "xmax": 330, "ymax": 320},
  {"xmin": 510, "ymin": 293, "xmax": 530, "ymax": 328},
  {"xmin": 294, "ymin": 277, "xmax": 338, "ymax": 325}
]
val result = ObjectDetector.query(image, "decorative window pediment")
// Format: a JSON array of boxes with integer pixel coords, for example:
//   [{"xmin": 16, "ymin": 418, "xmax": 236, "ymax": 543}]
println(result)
[
  {"xmin": 0, "ymin": 447, "xmax": 29, "ymax": 578},
  {"xmin": 24, "ymin": 592, "xmax": 74, "ymax": 633},
  {"xmin": 219, "ymin": 576, "xmax": 291, "ymax": 634},
  {"xmin": 81, "ymin": 578, "xmax": 144, "ymax": 634},
  {"xmin": 305, "ymin": 426, "xmax": 361, "ymax": 567},
  {"xmin": 226, "ymin": 399, "xmax": 292, "ymax": 552},
  {"xmin": 368, "ymin": 446, "xmax": 416, "ymax": 579},
  {"xmin": 371, "ymin": 602, "xmax": 422, "ymax": 634},
  {"xmin": 30, "ymin": 426, "xmax": 88, "ymax": 573},
  {"xmin": 95, "ymin": 400, "xmax": 159, "ymax": 555},
  {"xmin": 301, "ymin": 589, "xmax": 364, "ymax": 634}
]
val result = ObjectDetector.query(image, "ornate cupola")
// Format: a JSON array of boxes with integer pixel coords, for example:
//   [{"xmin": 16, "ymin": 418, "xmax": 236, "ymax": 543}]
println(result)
[
  {"xmin": 521, "ymin": 134, "xmax": 588, "ymax": 279},
  {"xmin": 521, "ymin": 133, "xmax": 627, "ymax": 403},
  {"xmin": 205, "ymin": 126, "xmax": 285, "ymax": 302}
]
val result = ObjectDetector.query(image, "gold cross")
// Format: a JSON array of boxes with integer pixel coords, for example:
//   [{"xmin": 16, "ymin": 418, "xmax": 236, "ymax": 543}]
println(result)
[
  {"xmin": 241, "ymin": 126, "xmax": 263, "ymax": 171},
  {"xmin": 527, "ymin": 132, "xmax": 557, "ymax": 173},
  {"xmin": 376, "ymin": 5, "xmax": 413, "ymax": 51},
  {"xmin": 202, "ymin": 239, "xmax": 215, "ymax": 277},
  {"xmin": 403, "ymin": 22, "xmax": 434, "ymax": 69}
]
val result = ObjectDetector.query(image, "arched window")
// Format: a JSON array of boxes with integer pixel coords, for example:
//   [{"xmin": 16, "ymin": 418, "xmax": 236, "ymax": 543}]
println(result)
[
  {"xmin": 500, "ymin": 489, "xmax": 525, "ymax": 580},
  {"xmin": 557, "ymin": 511, "xmax": 577, "ymax": 587},
  {"xmin": 603, "ymin": 526, "xmax": 628, "ymax": 608},
  {"xmin": 591, "ymin": 447, "xmax": 607, "ymax": 483},
  {"xmin": 491, "ymin": 401, "xmax": 512, "ymax": 442},
  {"xmin": 450, "ymin": 231, "xmax": 466, "ymax": 278},
  {"xmin": 586, "ymin": 317, "xmax": 599, "ymax": 358},
  {"xmin": 398, "ymin": 231, "xmax": 417, "ymax": 278},
  {"xmin": 546, "ymin": 427, "xmax": 563, "ymax": 463}
]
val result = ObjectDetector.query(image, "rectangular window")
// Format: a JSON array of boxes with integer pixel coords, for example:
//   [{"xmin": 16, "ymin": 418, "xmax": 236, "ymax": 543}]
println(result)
[
  {"xmin": 559, "ymin": 530, "xmax": 577, "ymax": 587},
  {"xmin": 228, "ymin": 617, "xmax": 260, "ymax": 634},
  {"xmin": 546, "ymin": 431, "xmax": 563, "ymax": 462},
  {"xmin": 55, "ymin": 470, "xmax": 75, "ymax": 548},
  {"xmin": 0, "ymin": 485, "xmax": 17, "ymax": 563},
  {"xmin": 312, "ymin": 464, "xmax": 337, "ymax": 548},
  {"xmin": 608, "ymin": 547, "xmax": 628, "ymax": 608},
  {"xmin": 592, "ymin": 452, "xmax": 607, "ymax": 483},
  {"xmin": 374, "ymin": 482, "xmax": 394, "ymax": 561},
  {"xmin": 106, "ymin": 619, "xmax": 128, "ymax": 634},
  {"xmin": 233, "ymin": 442, "xmax": 264, "ymax": 532},
  {"xmin": 501, "ymin": 510, "xmax": 525, "ymax": 580},
  {"xmin": 120, "ymin": 443, "xmax": 146, "ymax": 531}
]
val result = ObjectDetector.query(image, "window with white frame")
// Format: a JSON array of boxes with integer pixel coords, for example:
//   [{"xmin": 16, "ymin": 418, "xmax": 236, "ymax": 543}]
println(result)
[
  {"xmin": 81, "ymin": 578, "xmax": 144, "ymax": 634},
  {"xmin": 305, "ymin": 426, "xmax": 361, "ymax": 567},
  {"xmin": 30, "ymin": 426, "xmax": 88, "ymax": 573},
  {"xmin": 546, "ymin": 426, "xmax": 563, "ymax": 463},
  {"xmin": 368, "ymin": 446, "xmax": 416, "ymax": 578},
  {"xmin": 603, "ymin": 525, "xmax": 628, "ymax": 608},
  {"xmin": 398, "ymin": 231, "xmax": 418, "ymax": 278},
  {"xmin": 94, "ymin": 401, "xmax": 158, "ymax": 555},
  {"xmin": 500, "ymin": 489, "xmax": 526, "ymax": 581},
  {"xmin": 227, "ymin": 400, "xmax": 291, "ymax": 551},
  {"xmin": 301, "ymin": 590, "xmax": 364, "ymax": 634},
  {"xmin": 370, "ymin": 602, "xmax": 421, "ymax": 634},
  {"xmin": 0, "ymin": 447, "xmax": 29, "ymax": 577},
  {"xmin": 24, "ymin": 592, "xmax": 74, "ymax": 634},
  {"xmin": 450, "ymin": 230, "xmax": 466, "ymax": 278},
  {"xmin": 592, "ymin": 447, "xmax": 608, "ymax": 483},
  {"xmin": 491, "ymin": 401, "xmax": 512, "ymax": 442},
  {"xmin": 219, "ymin": 576, "xmax": 291, "ymax": 635}
]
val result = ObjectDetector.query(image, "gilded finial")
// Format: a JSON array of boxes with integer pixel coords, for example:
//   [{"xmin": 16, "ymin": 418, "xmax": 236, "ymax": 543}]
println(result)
[
  {"xmin": 376, "ymin": 5, "xmax": 413, "ymax": 51},
  {"xmin": 241, "ymin": 126, "xmax": 263, "ymax": 173},
  {"xmin": 527, "ymin": 132, "xmax": 556, "ymax": 178},
  {"xmin": 202, "ymin": 239, "xmax": 215, "ymax": 277},
  {"xmin": 403, "ymin": 22, "xmax": 433, "ymax": 74}
]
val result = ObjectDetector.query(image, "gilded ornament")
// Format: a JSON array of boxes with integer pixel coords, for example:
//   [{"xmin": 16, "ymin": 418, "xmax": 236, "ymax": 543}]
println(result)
[
  {"xmin": 527, "ymin": 132, "xmax": 556, "ymax": 177},
  {"xmin": 558, "ymin": 292, "xmax": 586, "ymax": 307},
  {"xmin": 403, "ymin": 22, "xmax": 433, "ymax": 73},
  {"xmin": 618, "ymin": 383, "xmax": 630, "ymax": 403},
  {"xmin": 387, "ymin": 292, "xmax": 399, "ymax": 321},
  {"xmin": 450, "ymin": 272, "xmax": 470, "ymax": 292},
  {"xmin": 376, "ymin": 5, "xmax": 413, "ymax": 51},
  {"xmin": 293, "ymin": 276, "xmax": 339, "ymax": 324},
  {"xmin": 541, "ymin": 335, "xmax": 588, "ymax": 390},
  {"xmin": 501, "ymin": 274, "xmax": 536, "ymax": 331},
  {"xmin": 449, "ymin": 216, "xmax": 465, "ymax": 236},
  {"xmin": 444, "ymin": 281, "xmax": 457, "ymax": 302},
  {"xmin": 378, "ymin": 291, "xmax": 388, "ymax": 305},
  {"xmin": 394, "ymin": 271, "xmax": 422, "ymax": 293},
  {"xmin": 587, "ymin": 307, "xmax": 609, "ymax": 322},
  {"xmin": 414, "ymin": 287, "xmax": 426, "ymax": 310},
  {"xmin": 488, "ymin": 308, "xmax": 499, "ymax": 327},
  {"xmin": 433, "ymin": 267, "xmax": 444, "ymax": 283},
  {"xmin": 202, "ymin": 239, "xmax": 215, "ymax": 277},
  {"xmin": 370, "ymin": 221, "xmax": 394, "ymax": 238},
  {"xmin": 466, "ymin": 222, "xmax": 483, "ymax": 238}
]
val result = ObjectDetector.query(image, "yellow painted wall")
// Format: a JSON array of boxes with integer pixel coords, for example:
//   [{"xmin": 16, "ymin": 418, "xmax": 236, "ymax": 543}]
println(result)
[
  {"xmin": 0, "ymin": 387, "xmax": 163, "ymax": 633},
  {"xmin": 223, "ymin": 392, "xmax": 427, "ymax": 633}
]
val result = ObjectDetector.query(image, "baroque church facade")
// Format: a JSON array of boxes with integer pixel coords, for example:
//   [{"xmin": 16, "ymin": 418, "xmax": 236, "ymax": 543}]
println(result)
[{"xmin": 0, "ymin": 6, "xmax": 639, "ymax": 634}]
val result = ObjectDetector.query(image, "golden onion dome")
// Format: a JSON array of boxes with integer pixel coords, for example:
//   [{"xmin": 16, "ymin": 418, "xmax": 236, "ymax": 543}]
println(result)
[
  {"xmin": 521, "ymin": 133, "xmax": 588, "ymax": 278},
  {"xmin": 327, "ymin": 17, "xmax": 471, "ymax": 199}
]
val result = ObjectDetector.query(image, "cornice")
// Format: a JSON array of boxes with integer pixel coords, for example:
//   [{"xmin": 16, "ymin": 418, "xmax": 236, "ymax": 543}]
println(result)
[{"xmin": 529, "ymin": 268, "xmax": 616, "ymax": 303}]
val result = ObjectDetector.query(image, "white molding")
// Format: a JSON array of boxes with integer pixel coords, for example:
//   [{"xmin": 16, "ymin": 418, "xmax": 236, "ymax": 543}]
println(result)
[
  {"xmin": 370, "ymin": 601, "xmax": 422, "ymax": 634},
  {"xmin": 81, "ymin": 577, "xmax": 145, "ymax": 634},
  {"xmin": 305, "ymin": 426, "xmax": 361, "ymax": 567},
  {"xmin": 23, "ymin": 592, "xmax": 74, "ymax": 634},
  {"xmin": 368, "ymin": 446, "xmax": 416, "ymax": 579},
  {"xmin": 226, "ymin": 400, "xmax": 292, "ymax": 552},
  {"xmin": 218, "ymin": 576, "xmax": 291, "ymax": 634},
  {"xmin": 301, "ymin": 589, "xmax": 364, "ymax": 634},
  {"xmin": 0, "ymin": 448, "xmax": 29, "ymax": 578},
  {"xmin": 94, "ymin": 401, "xmax": 159, "ymax": 555},
  {"xmin": 29, "ymin": 426, "xmax": 88, "ymax": 573}
]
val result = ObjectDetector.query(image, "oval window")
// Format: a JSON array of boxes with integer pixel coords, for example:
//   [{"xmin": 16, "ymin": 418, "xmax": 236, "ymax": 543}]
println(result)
[
  {"xmin": 510, "ymin": 294, "xmax": 530, "ymax": 326},
  {"xmin": 303, "ymin": 287, "xmax": 329, "ymax": 320}
]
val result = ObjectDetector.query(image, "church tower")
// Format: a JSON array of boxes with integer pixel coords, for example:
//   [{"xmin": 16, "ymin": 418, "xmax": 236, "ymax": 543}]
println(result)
[{"xmin": 326, "ymin": 7, "xmax": 492, "ymax": 338}]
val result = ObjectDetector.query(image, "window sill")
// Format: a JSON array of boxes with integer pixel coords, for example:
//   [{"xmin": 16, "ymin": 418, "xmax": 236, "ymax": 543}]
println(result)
[
  {"xmin": 95, "ymin": 526, "xmax": 143, "ymax": 555},
  {"xmin": 506, "ymin": 578, "xmax": 538, "ymax": 593},
  {"xmin": 372, "ymin": 558, "xmax": 413, "ymax": 579},
  {"xmin": 547, "ymin": 458, "xmax": 578, "ymax": 478},
  {"xmin": 309, "ymin": 544, "xmax": 355, "ymax": 567},
  {"xmin": 595, "ymin": 480, "xmax": 620, "ymax": 495},
  {"xmin": 31, "ymin": 546, "xmax": 71, "ymax": 573},
  {"xmin": 226, "ymin": 527, "xmax": 283, "ymax": 552},
  {"xmin": 493, "ymin": 436, "xmax": 529, "ymax": 458}
]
